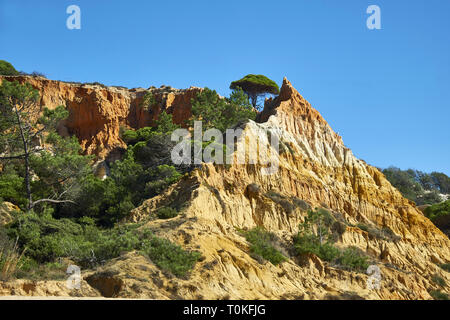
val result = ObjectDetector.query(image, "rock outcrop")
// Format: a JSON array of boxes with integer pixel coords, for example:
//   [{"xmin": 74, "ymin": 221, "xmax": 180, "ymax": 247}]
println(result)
[
  {"xmin": 0, "ymin": 76, "xmax": 201, "ymax": 158},
  {"xmin": 0, "ymin": 202, "xmax": 19, "ymax": 226}
]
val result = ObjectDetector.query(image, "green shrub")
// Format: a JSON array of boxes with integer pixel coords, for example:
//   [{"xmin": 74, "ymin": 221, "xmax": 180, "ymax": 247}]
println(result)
[
  {"xmin": 131, "ymin": 133, "xmax": 174, "ymax": 166},
  {"xmin": 0, "ymin": 166, "xmax": 27, "ymax": 209},
  {"xmin": 265, "ymin": 191, "xmax": 296, "ymax": 214},
  {"xmin": 0, "ymin": 60, "xmax": 19, "ymax": 76},
  {"xmin": 121, "ymin": 129, "xmax": 139, "ymax": 144},
  {"xmin": 337, "ymin": 247, "xmax": 370, "ymax": 271},
  {"xmin": 424, "ymin": 200, "xmax": 450, "ymax": 236},
  {"xmin": 145, "ymin": 165, "xmax": 182, "ymax": 197},
  {"xmin": 7, "ymin": 211, "xmax": 200, "ymax": 277},
  {"xmin": 331, "ymin": 221, "xmax": 347, "ymax": 237},
  {"xmin": 141, "ymin": 236, "xmax": 201, "ymax": 278},
  {"xmin": 154, "ymin": 111, "xmax": 179, "ymax": 133},
  {"xmin": 356, "ymin": 223, "xmax": 369, "ymax": 232},
  {"xmin": 439, "ymin": 263, "xmax": 450, "ymax": 272},
  {"xmin": 15, "ymin": 259, "xmax": 67, "ymax": 281},
  {"xmin": 294, "ymin": 209, "xmax": 369, "ymax": 271},
  {"xmin": 292, "ymin": 198, "xmax": 311, "ymax": 211},
  {"xmin": 297, "ymin": 208, "xmax": 336, "ymax": 243},
  {"xmin": 432, "ymin": 274, "xmax": 446, "ymax": 287},
  {"xmin": 62, "ymin": 155, "xmax": 182, "ymax": 226},
  {"xmin": 293, "ymin": 233, "xmax": 340, "ymax": 262},
  {"xmin": 156, "ymin": 207, "xmax": 178, "ymax": 219},
  {"xmin": 243, "ymin": 227, "xmax": 287, "ymax": 265},
  {"xmin": 294, "ymin": 209, "xmax": 338, "ymax": 262},
  {"xmin": 6, "ymin": 212, "xmax": 146, "ymax": 267},
  {"xmin": 424, "ymin": 200, "xmax": 450, "ymax": 221},
  {"xmin": 244, "ymin": 227, "xmax": 287, "ymax": 265},
  {"xmin": 429, "ymin": 290, "xmax": 449, "ymax": 300}
]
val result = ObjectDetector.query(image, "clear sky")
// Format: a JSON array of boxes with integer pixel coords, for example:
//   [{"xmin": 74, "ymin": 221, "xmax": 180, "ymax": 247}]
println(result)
[{"xmin": 1, "ymin": 0, "xmax": 449, "ymax": 174}]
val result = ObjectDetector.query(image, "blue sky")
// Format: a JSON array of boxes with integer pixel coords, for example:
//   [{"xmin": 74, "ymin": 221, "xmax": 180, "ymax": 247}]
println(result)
[{"xmin": 1, "ymin": 0, "xmax": 449, "ymax": 174}]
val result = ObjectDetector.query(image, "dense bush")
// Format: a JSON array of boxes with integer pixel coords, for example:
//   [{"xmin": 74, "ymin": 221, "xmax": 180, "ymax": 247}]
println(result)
[
  {"xmin": 265, "ymin": 191, "xmax": 294, "ymax": 214},
  {"xmin": 0, "ymin": 60, "xmax": 19, "ymax": 76},
  {"xmin": 424, "ymin": 200, "xmax": 450, "ymax": 236},
  {"xmin": 424, "ymin": 200, "xmax": 450, "ymax": 221},
  {"xmin": 242, "ymin": 227, "xmax": 287, "ymax": 265},
  {"xmin": 188, "ymin": 87, "xmax": 256, "ymax": 132},
  {"xmin": 59, "ymin": 150, "xmax": 182, "ymax": 226},
  {"xmin": 6, "ymin": 211, "xmax": 200, "ymax": 277},
  {"xmin": 6, "ymin": 211, "xmax": 144, "ymax": 267},
  {"xmin": 145, "ymin": 165, "xmax": 182, "ymax": 197},
  {"xmin": 432, "ymin": 274, "xmax": 446, "ymax": 287},
  {"xmin": 30, "ymin": 132, "xmax": 93, "ymax": 209},
  {"xmin": 58, "ymin": 164, "xmax": 139, "ymax": 226},
  {"xmin": 294, "ymin": 209, "xmax": 369, "ymax": 271},
  {"xmin": 0, "ymin": 166, "xmax": 27, "ymax": 208},
  {"xmin": 141, "ymin": 236, "xmax": 201, "ymax": 278},
  {"xmin": 336, "ymin": 247, "xmax": 369, "ymax": 271},
  {"xmin": 131, "ymin": 134, "xmax": 176, "ymax": 168},
  {"xmin": 439, "ymin": 263, "xmax": 450, "ymax": 272},
  {"xmin": 429, "ymin": 290, "xmax": 449, "ymax": 300},
  {"xmin": 1, "ymin": 97, "xmax": 184, "ymax": 225},
  {"xmin": 296, "ymin": 208, "xmax": 337, "ymax": 243},
  {"xmin": 15, "ymin": 260, "xmax": 67, "ymax": 281},
  {"xmin": 122, "ymin": 111, "xmax": 179, "ymax": 145},
  {"xmin": 294, "ymin": 233, "xmax": 340, "ymax": 262},
  {"xmin": 156, "ymin": 207, "xmax": 178, "ymax": 219},
  {"xmin": 431, "ymin": 172, "xmax": 450, "ymax": 194}
]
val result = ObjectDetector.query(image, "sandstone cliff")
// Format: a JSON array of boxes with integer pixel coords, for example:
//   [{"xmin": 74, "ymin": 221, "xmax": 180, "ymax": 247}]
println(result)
[
  {"xmin": 119, "ymin": 78, "xmax": 449, "ymax": 299},
  {"xmin": 0, "ymin": 76, "xmax": 448, "ymax": 300},
  {"xmin": 0, "ymin": 76, "xmax": 200, "ymax": 158}
]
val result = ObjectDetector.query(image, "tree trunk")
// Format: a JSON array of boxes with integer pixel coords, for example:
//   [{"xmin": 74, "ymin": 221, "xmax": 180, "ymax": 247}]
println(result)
[
  {"xmin": 250, "ymin": 93, "xmax": 257, "ymax": 109},
  {"xmin": 24, "ymin": 152, "xmax": 32, "ymax": 210},
  {"xmin": 13, "ymin": 103, "xmax": 33, "ymax": 210}
]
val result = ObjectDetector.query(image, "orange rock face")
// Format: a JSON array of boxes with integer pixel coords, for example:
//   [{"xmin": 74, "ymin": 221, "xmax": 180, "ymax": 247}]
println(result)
[{"xmin": 0, "ymin": 76, "xmax": 201, "ymax": 158}]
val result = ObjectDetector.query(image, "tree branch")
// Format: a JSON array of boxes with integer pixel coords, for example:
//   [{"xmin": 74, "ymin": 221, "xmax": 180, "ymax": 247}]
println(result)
[
  {"xmin": 30, "ymin": 198, "xmax": 76, "ymax": 209},
  {"xmin": 0, "ymin": 153, "xmax": 26, "ymax": 160}
]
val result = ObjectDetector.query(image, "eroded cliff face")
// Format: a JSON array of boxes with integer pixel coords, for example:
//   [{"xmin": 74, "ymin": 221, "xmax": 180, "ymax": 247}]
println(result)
[
  {"xmin": 0, "ymin": 76, "xmax": 200, "ymax": 158},
  {"xmin": 1, "ymin": 76, "xmax": 448, "ymax": 299},
  {"xmin": 122, "ymin": 78, "xmax": 449, "ymax": 300}
]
